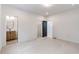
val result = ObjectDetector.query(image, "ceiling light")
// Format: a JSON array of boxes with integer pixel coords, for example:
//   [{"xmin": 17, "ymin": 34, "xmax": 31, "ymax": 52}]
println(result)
[
  {"xmin": 42, "ymin": 4, "xmax": 52, "ymax": 7},
  {"xmin": 6, "ymin": 16, "xmax": 10, "ymax": 20},
  {"xmin": 72, "ymin": 4, "xmax": 75, "ymax": 6},
  {"xmin": 46, "ymin": 12, "xmax": 48, "ymax": 15},
  {"xmin": 10, "ymin": 16, "xmax": 15, "ymax": 20}
]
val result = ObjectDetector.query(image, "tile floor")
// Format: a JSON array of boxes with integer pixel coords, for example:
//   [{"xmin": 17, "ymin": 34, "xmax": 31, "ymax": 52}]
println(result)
[{"xmin": 0, "ymin": 37, "xmax": 79, "ymax": 54}]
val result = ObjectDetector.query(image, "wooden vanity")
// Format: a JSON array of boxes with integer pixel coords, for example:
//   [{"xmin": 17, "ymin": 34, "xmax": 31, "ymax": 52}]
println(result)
[{"xmin": 6, "ymin": 31, "xmax": 17, "ymax": 41}]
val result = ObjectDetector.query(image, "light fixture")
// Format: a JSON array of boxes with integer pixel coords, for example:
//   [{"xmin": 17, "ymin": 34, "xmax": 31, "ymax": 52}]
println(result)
[
  {"xmin": 10, "ymin": 16, "xmax": 15, "ymax": 20},
  {"xmin": 6, "ymin": 16, "xmax": 10, "ymax": 20},
  {"xmin": 6, "ymin": 16, "xmax": 16, "ymax": 21},
  {"xmin": 46, "ymin": 12, "xmax": 48, "ymax": 15},
  {"xmin": 72, "ymin": 4, "xmax": 75, "ymax": 6},
  {"xmin": 42, "ymin": 4, "xmax": 52, "ymax": 7}
]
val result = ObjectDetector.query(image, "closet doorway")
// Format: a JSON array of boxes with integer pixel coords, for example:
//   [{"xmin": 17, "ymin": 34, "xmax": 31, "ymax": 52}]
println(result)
[
  {"xmin": 42, "ymin": 21, "xmax": 47, "ymax": 37},
  {"xmin": 42, "ymin": 20, "xmax": 53, "ymax": 38}
]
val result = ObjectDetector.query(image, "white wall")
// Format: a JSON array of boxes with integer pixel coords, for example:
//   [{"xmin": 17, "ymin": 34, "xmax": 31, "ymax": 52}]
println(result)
[
  {"xmin": 49, "ymin": 8, "xmax": 79, "ymax": 43},
  {"xmin": 0, "ymin": 4, "xmax": 2, "ymax": 49},
  {"xmin": 37, "ymin": 16, "xmax": 45, "ymax": 37},
  {"xmin": 2, "ymin": 5, "xmax": 40, "ymax": 46},
  {"xmin": 0, "ymin": 5, "xmax": 6, "ymax": 48}
]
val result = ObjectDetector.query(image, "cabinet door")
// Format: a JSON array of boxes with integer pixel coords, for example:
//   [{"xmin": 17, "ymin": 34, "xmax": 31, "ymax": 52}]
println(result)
[{"xmin": 6, "ymin": 31, "xmax": 16, "ymax": 41}]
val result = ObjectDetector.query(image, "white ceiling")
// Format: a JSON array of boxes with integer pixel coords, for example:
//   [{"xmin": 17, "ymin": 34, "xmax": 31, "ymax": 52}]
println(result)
[{"xmin": 6, "ymin": 4, "xmax": 79, "ymax": 16}]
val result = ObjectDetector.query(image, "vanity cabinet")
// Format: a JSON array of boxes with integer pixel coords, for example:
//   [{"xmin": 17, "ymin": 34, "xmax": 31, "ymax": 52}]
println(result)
[{"xmin": 6, "ymin": 31, "xmax": 17, "ymax": 41}]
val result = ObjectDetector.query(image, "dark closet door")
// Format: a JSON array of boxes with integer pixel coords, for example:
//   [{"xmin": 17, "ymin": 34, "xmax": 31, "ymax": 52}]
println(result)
[{"xmin": 42, "ymin": 21, "xmax": 47, "ymax": 37}]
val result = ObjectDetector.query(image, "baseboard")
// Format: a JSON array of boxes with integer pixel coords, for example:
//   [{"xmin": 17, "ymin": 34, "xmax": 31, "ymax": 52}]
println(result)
[{"xmin": 56, "ymin": 37, "xmax": 79, "ymax": 44}]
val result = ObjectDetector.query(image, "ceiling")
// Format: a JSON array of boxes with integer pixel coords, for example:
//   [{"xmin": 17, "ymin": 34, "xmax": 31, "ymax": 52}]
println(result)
[{"xmin": 6, "ymin": 4, "xmax": 79, "ymax": 16}]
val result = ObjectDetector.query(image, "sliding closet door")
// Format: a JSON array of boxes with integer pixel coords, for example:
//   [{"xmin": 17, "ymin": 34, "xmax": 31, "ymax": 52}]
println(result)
[{"xmin": 42, "ymin": 21, "xmax": 47, "ymax": 37}]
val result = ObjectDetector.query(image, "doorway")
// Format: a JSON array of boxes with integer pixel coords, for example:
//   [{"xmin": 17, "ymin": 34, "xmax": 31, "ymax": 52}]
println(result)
[
  {"xmin": 42, "ymin": 21, "xmax": 47, "ymax": 37},
  {"xmin": 6, "ymin": 16, "xmax": 18, "ymax": 45},
  {"xmin": 41, "ymin": 20, "xmax": 53, "ymax": 38}
]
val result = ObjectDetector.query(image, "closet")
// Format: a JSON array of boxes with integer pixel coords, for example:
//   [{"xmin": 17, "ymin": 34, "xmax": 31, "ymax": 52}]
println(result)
[{"xmin": 42, "ymin": 20, "xmax": 53, "ymax": 38}]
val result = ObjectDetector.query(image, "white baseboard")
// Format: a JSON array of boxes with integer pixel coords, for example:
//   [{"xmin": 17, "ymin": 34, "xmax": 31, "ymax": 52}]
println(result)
[{"xmin": 56, "ymin": 37, "xmax": 79, "ymax": 44}]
